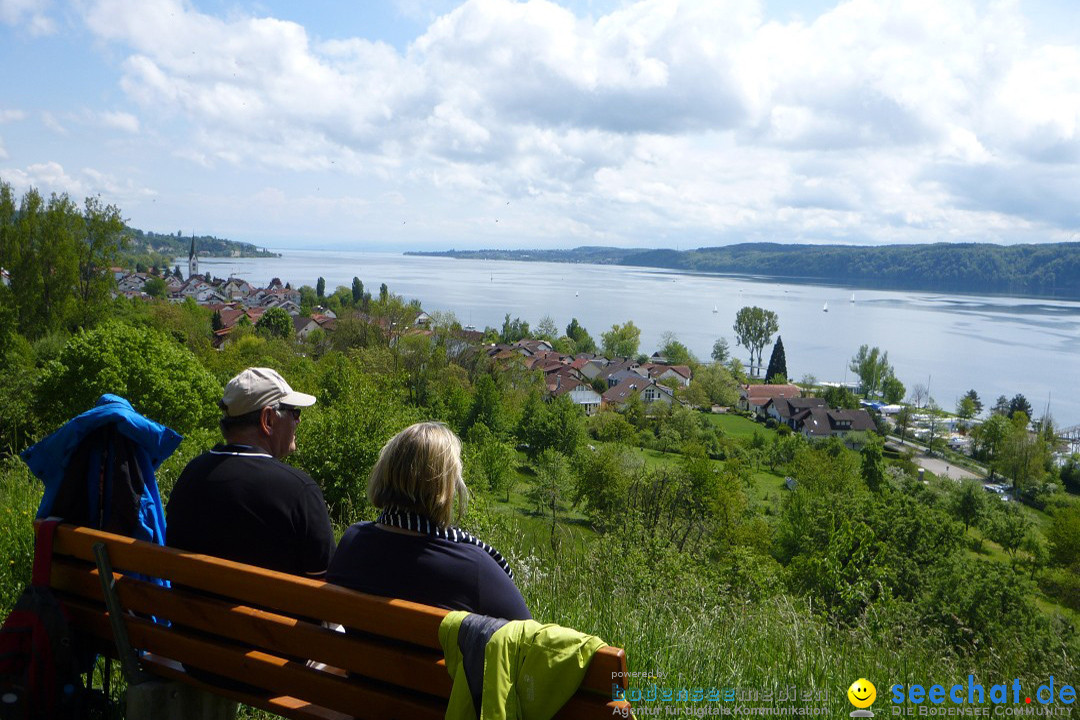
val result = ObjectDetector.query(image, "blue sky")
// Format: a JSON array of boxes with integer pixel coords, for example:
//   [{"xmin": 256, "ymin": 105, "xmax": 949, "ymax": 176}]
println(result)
[{"xmin": 1, "ymin": 0, "xmax": 1078, "ymax": 250}]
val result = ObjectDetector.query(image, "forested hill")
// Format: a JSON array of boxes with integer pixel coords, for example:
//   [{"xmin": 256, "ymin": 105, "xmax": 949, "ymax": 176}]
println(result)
[
  {"xmin": 409, "ymin": 242, "xmax": 1080, "ymax": 298},
  {"xmin": 127, "ymin": 228, "xmax": 279, "ymax": 259}
]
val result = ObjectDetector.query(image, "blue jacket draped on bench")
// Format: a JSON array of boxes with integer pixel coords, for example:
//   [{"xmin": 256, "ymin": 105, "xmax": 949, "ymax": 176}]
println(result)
[{"xmin": 22, "ymin": 394, "xmax": 182, "ymax": 551}]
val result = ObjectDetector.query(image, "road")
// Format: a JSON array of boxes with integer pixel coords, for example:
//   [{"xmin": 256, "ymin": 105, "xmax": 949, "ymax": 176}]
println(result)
[{"xmin": 886, "ymin": 438, "xmax": 983, "ymax": 482}]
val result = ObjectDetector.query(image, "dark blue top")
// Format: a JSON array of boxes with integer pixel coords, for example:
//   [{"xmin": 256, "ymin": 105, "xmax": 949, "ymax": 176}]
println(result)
[{"xmin": 328, "ymin": 521, "xmax": 531, "ymax": 621}]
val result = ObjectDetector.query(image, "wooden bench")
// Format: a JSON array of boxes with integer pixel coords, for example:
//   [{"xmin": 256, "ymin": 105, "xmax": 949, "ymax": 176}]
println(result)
[{"xmin": 40, "ymin": 522, "xmax": 633, "ymax": 719}]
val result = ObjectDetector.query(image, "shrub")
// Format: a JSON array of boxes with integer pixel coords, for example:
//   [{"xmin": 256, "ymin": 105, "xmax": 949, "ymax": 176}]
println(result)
[{"xmin": 36, "ymin": 321, "xmax": 221, "ymax": 435}]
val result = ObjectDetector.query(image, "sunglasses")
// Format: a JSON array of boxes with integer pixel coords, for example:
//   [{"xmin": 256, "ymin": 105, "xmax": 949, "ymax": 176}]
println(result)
[{"xmin": 275, "ymin": 404, "xmax": 302, "ymax": 420}]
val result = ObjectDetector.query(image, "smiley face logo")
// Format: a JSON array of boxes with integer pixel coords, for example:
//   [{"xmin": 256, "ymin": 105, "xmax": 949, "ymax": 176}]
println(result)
[{"xmin": 848, "ymin": 678, "xmax": 876, "ymax": 709}]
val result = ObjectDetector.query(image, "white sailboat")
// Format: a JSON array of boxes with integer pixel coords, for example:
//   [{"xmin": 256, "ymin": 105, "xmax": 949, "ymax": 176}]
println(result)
[
  {"xmin": 712, "ymin": 305, "xmax": 718, "ymax": 313},
  {"xmin": 823, "ymin": 301, "xmax": 829, "ymax": 313},
  {"xmin": 850, "ymin": 293, "xmax": 855, "ymax": 303}
]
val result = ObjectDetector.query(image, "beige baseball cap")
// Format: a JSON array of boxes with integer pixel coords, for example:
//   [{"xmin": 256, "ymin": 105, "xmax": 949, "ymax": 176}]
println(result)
[{"xmin": 221, "ymin": 367, "xmax": 317, "ymax": 417}]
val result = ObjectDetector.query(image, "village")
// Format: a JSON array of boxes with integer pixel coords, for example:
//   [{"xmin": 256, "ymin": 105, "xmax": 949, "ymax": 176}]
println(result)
[{"xmin": 107, "ymin": 241, "xmax": 895, "ymax": 448}]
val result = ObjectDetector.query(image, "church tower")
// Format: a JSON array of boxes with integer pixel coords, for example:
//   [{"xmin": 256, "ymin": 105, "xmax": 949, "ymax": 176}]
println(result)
[{"xmin": 188, "ymin": 234, "xmax": 198, "ymax": 279}]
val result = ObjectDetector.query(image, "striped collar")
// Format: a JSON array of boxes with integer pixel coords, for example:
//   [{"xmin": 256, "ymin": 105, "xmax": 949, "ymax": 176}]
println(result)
[
  {"xmin": 209, "ymin": 443, "xmax": 272, "ymax": 458},
  {"xmin": 376, "ymin": 508, "xmax": 514, "ymax": 580}
]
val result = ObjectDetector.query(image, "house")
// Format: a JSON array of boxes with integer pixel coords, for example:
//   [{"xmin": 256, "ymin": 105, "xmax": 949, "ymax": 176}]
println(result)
[
  {"xmin": 549, "ymin": 373, "xmax": 602, "ymax": 416},
  {"xmin": 739, "ymin": 384, "xmax": 802, "ymax": 416},
  {"xmin": 578, "ymin": 358, "xmax": 609, "ymax": 380},
  {"xmin": 766, "ymin": 397, "xmax": 828, "ymax": 429},
  {"xmin": 640, "ymin": 363, "xmax": 692, "ymax": 387},
  {"xmin": 606, "ymin": 368, "xmax": 644, "ymax": 388},
  {"xmin": 266, "ymin": 298, "xmax": 302, "ymax": 316},
  {"xmin": 601, "ymin": 377, "xmax": 681, "ymax": 409},
  {"xmin": 220, "ymin": 277, "xmax": 254, "ymax": 300},
  {"xmin": 293, "ymin": 316, "xmax": 321, "ymax": 340},
  {"xmin": 597, "ymin": 359, "xmax": 640, "ymax": 386},
  {"xmin": 117, "ymin": 272, "xmax": 150, "ymax": 293},
  {"xmin": 800, "ymin": 407, "xmax": 876, "ymax": 442},
  {"xmin": 512, "ymin": 339, "xmax": 554, "ymax": 356}
]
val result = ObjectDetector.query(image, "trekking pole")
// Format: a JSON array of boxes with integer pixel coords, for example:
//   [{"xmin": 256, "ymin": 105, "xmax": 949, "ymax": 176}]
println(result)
[{"xmin": 92, "ymin": 542, "xmax": 152, "ymax": 685}]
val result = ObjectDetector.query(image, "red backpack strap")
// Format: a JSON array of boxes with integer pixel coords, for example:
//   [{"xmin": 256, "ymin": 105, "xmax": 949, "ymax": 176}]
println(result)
[{"xmin": 31, "ymin": 518, "xmax": 63, "ymax": 587}]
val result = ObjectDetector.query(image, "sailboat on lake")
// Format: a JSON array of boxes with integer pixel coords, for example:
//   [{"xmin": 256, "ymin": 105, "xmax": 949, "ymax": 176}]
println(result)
[{"xmin": 823, "ymin": 301, "xmax": 829, "ymax": 313}]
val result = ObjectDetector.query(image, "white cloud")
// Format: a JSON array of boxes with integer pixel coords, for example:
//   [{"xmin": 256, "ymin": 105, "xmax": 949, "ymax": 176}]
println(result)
[
  {"xmin": 0, "ymin": 109, "xmax": 26, "ymax": 123},
  {"xmin": 97, "ymin": 111, "xmax": 140, "ymax": 134},
  {"xmin": 72, "ymin": 0, "xmax": 1080, "ymax": 245},
  {"xmin": 2, "ymin": 161, "xmax": 155, "ymax": 204},
  {"xmin": 0, "ymin": 0, "xmax": 55, "ymax": 34},
  {"xmin": 0, "ymin": 137, "xmax": 7, "ymax": 160},
  {"xmin": 41, "ymin": 111, "xmax": 66, "ymax": 135}
]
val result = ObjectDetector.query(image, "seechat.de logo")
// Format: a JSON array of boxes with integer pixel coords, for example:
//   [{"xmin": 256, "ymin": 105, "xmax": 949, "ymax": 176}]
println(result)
[{"xmin": 849, "ymin": 678, "xmax": 878, "ymax": 718}]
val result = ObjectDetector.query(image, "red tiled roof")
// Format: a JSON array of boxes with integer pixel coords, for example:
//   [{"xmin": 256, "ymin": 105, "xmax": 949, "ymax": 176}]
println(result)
[{"xmin": 743, "ymin": 384, "xmax": 801, "ymax": 401}]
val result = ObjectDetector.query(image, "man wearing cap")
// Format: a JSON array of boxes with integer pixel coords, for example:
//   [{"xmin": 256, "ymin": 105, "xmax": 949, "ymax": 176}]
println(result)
[{"xmin": 166, "ymin": 367, "xmax": 335, "ymax": 578}]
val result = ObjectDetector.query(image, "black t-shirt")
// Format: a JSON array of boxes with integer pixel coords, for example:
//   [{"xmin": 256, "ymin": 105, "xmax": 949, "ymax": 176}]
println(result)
[
  {"xmin": 328, "ymin": 522, "xmax": 531, "ymax": 620},
  {"xmin": 166, "ymin": 444, "xmax": 334, "ymax": 577}
]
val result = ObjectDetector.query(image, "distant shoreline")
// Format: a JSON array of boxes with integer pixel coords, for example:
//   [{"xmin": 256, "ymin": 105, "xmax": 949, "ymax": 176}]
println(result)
[{"xmin": 407, "ymin": 242, "xmax": 1080, "ymax": 301}]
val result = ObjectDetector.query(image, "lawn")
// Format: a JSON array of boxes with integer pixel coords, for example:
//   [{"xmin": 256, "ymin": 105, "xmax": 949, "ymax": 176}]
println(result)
[{"xmin": 702, "ymin": 411, "xmax": 777, "ymax": 440}]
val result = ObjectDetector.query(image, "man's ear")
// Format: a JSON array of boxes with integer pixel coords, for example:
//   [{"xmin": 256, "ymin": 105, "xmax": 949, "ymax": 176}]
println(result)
[{"xmin": 259, "ymin": 405, "xmax": 277, "ymax": 435}]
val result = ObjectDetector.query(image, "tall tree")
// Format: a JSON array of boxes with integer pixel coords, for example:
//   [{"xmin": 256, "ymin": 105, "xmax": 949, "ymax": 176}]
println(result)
[
  {"xmin": 909, "ymin": 383, "xmax": 929, "ymax": 409},
  {"xmin": 657, "ymin": 331, "xmax": 694, "ymax": 365},
  {"xmin": 316, "ymin": 276, "xmax": 326, "ymax": 299},
  {"xmin": 1007, "ymin": 393, "xmax": 1033, "ymax": 421},
  {"xmin": 467, "ymin": 424, "xmax": 516, "ymax": 502},
  {"xmin": 601, "ymin": 321, "xmax": 641, "ymax": 358},
  {"xmin": 11, "ymin": 190, "xmax": 81, "ymax": 336},
  {"xmin": 849, "ymin": 345, "xmax": 892, "ymax": 398},
  {"xmin": 75, "ymin": 194, "xmax": 126, "ymax": 310},
  {"xmin": 951, "ymin": 480, "xmax": 985, "ymax": 533},
  {"xmin": 256, "ymin": 307, "xmax": 294, "ymax": 340},
  {"xmin": 534, "ymin": 315, "xmax": 559, "ymax": 342},
  {"xmin": 499, "ymin": 314, "xmax": 530, "ymax": 343},
  {"xmin": 860, "ymin": 435, "xmax": 887, "ymax": 492},
  {"xmin": 732, "ymin": 306, "xmax": 778, "ymax": 377},
  {"xmin": 894, "ymin": 405, "xmax": 913, "ymax": 443},
  {"xmin": 351, "ymin": 277, "xmax": 363, "ymax": 305},
  {"xmin": 144, "ymin": 276, "xmax": 167, "ymax": 298},
  {"xmin": 765, "ymin": 336, "xmax": 788, "ymax": 384},
  {"xmin": 881, "ymin": 375, "xmax": 905, "ymax": 404},
  {"xmin": 711, "ymin": 337, "xmax": 730, "ymax": 363},
  {"xmin": 998, "ymin": 411, "xmax": 1049, "ymax": 496},
  {"xmin": 963, "ymin": 389, "xmax": 984, "ymax": 416},
  {"xmin": 529, "ymin": 449, "xmax": 573, "ymax": 550},
  {"xmin": 565, "ymin": 318, "xmax": 596, "ymax": 354},
  {"xmin": 957, "ymin": 395, "xmax": 978, "ymax": 420}
]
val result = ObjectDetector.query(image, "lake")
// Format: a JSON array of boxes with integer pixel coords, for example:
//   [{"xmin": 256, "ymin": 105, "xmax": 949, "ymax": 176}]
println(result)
[{"xmin": 200, "ymin": 250, "xmax": 1080, "ymax": 428}]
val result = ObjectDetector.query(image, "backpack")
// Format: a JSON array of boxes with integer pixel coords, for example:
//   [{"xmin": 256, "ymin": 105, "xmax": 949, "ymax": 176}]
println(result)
[{"xmin": 0, "ymin": 520, "xmax": 85, "ymax": 720}]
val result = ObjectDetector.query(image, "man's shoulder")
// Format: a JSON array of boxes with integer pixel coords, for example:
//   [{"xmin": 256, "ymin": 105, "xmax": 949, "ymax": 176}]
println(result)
[{"xmin": 179, "ymin": 445, "xmax": 317, "ymax": 487}]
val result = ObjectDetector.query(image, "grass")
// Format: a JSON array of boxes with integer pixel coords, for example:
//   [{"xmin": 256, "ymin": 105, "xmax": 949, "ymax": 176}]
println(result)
[
  {"xmin": 702, "ymin": 412, "xmax": 778, "ymax": 440},
  {"xmin": 2, "ymin": 432, "xmax": 1076, "ymax": 718}
]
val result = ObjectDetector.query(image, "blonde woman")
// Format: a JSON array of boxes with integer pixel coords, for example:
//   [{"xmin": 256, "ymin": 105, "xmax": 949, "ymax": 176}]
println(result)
[{"xmin": 328, "ymin": 422, "xmax": 530, "ymax": 620}]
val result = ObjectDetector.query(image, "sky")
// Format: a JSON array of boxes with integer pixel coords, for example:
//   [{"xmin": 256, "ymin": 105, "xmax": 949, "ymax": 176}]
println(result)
[{"xmin": 1, "ymin": 0, "xmax": 1079, "ymax": 251}]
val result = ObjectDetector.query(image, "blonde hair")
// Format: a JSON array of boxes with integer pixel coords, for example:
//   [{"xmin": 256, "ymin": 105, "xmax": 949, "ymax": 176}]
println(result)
[{"xmin": 367, "ymin": 422, "xmax": 468, "ymax": 527}]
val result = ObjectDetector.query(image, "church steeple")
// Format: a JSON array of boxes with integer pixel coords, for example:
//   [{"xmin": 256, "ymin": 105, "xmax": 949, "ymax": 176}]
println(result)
[{"xmin": 188, "ymin": 233, "xmax": 198, "ymax": 279}]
